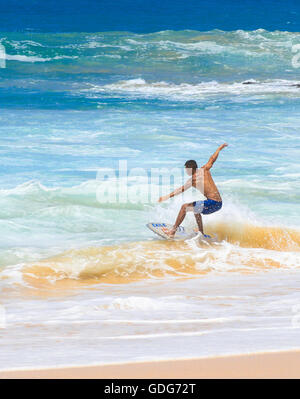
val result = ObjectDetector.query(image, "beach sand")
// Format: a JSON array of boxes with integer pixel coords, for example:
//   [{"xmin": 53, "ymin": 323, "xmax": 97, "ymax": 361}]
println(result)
[{"xmin": 1, "ymin": 349, "xmax": 300, "ymax": 379}]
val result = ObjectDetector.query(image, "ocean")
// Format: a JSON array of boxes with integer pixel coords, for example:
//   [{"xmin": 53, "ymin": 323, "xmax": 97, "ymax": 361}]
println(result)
[{"xmin": 0, "ymin": 3, "xmax": 300, "ymax": 369}]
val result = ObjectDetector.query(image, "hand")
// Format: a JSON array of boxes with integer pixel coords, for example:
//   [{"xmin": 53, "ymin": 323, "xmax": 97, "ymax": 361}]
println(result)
[
  {"xmin": 220, "ymin": 143, "xmax": 228, "ymax": 150},
  {"xmin": 158, "ymin": 195, "xmax": 168, "ymax": 203}
]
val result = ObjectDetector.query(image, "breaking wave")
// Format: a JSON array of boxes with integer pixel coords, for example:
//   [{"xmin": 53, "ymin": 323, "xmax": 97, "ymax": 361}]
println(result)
[{"xmin": 0, "ymin": 221, "xmax": 298, "ymax": 290}]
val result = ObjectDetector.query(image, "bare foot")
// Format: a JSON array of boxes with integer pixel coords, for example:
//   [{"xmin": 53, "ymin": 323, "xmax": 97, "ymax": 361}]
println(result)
[
  {"xmin": 193, "ymin": 228, "xmax": 205, "ymax": 235},
  {"xmin": 162, "ymin": 227, "xmax": 176, "ymax": 238}
]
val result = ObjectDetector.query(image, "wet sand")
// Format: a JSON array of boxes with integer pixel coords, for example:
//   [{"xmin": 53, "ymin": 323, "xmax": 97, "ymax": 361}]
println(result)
[{"xmin": 1, "ymin": 349, "xmax": 300, "ymax": 379}]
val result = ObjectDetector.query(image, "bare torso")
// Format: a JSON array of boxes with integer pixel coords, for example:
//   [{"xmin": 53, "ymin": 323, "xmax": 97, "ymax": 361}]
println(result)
[{"xmin": 191, "ymin": 167, "xmax": 222, "ymax": 202}]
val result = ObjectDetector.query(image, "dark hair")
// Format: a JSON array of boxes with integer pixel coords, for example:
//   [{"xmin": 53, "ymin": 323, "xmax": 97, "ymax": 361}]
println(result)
[{"xmin": 184, "ymin": 160, "xmax": 198, "ymax": 172}]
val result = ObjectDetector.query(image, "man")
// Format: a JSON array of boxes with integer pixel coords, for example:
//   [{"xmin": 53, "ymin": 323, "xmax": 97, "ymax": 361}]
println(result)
[{"xmin": 158, "ymin": 143, "xmax": 228, "ymax": 237}]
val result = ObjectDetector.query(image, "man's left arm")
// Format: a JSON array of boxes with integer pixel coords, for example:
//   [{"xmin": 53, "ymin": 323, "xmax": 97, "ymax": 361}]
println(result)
[{"xmin": 203, "ymin": 143, "xmax": 228, "ymax": 170}]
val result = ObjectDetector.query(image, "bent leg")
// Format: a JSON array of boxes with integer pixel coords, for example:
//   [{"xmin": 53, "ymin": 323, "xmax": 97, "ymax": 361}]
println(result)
[{"xmin": 163, "ymin": 202, "xmax": 194, "ymax": 237}]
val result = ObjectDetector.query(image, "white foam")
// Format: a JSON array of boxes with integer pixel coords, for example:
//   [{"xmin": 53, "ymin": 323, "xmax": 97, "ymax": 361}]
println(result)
[
  {"xmin": 5, "ymin": 54, "xmax": 52, "ymax": 62},
  {"xmin": 83, "ymin": 78, "xmax": 300, "ymax": 101},
  {"xmin": 5, "ymin": 54, "xmax": 78, "ymax": 63}
]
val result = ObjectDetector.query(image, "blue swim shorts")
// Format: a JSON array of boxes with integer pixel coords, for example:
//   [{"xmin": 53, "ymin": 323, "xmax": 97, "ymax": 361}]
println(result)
[{"xmin": 193, "ymin": 199, "xmax": 222, "ymax": 215}]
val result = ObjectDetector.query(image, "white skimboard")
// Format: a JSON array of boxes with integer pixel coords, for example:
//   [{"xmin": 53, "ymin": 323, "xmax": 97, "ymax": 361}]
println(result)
[{"xmin": 146, "ymin": 222, "xmax": 206, "ymax": 241}]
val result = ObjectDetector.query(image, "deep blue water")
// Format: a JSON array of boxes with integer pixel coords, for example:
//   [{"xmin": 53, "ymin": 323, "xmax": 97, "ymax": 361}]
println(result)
[{"xmin": 1, "ymin": 0, "xmax": 300, "ymax": 33}]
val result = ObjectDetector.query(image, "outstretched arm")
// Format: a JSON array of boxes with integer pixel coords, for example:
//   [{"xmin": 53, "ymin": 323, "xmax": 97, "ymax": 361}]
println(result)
[
  {"xmin": 203, "ymin": 143, "xmax": 228, "ymax": 170},
  {"xmin": 158, "ymin": 178, "xmax": 192, "ymax": 202}
]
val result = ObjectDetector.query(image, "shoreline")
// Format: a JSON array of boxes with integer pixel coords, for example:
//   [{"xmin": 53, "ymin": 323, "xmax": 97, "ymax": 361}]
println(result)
[{"xmin": 1, "ymin": 349, "xmax": 300, "ymax": 379}]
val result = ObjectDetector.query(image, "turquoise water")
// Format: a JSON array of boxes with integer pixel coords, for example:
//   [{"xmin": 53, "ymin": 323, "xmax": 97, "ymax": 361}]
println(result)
[
  {"xmin": 1, "ymin": 30, "xmax": 300, "ymax": 250},
  {"xmin": 0, "ymin": 29, "xmax": 300, "ymax": 369}
]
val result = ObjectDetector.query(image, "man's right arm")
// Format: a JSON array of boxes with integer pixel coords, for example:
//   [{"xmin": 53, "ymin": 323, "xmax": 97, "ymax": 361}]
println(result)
[{"xmin": 158, "ymin": 178, "xmax": 192, "ymax": 202}]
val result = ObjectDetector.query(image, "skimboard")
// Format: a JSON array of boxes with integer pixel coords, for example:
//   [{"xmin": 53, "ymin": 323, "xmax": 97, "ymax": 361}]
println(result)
[{"xmin": 146, "ymin": 222, "xmax": 202, "ymax": 241}]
